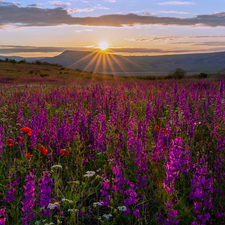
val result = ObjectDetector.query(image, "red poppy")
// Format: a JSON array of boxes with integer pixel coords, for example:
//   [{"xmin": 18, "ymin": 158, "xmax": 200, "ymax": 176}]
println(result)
[
  {"xmin": 5, "ymin": 101, "xmax": 8, "ymax": 104},
  {"xmin": 51, "ymin": 201, "xmax": 56, "ymax": 204},
  {"xmin": 162, "ymin": 129, "xmax": 167, "ymax": 134},
  {"xmin": 40, "ymin": 145, "xmax": 48, "ymax": 155},
  {"xmin": 48, "ymin": 102, "xmax": 51, "ymax": 105},
  {"xmin": 2, "ymin": 109, "xmax": 5, "ymax": 113},
  {"xmin": 10, "ymin": 98, "xmax": 12, "ymax": 100},
  {"xmin": 17, "ymin": 136, "xmax": 24, "ymax": 143},
  {"xmin": 60, "ymin": 149, "xmax": 69, "ymax": 156},
  {"xmin": 6, "ymin": 139, "xmax": 14, "ymax": 146},
  {"xmin": 155, "ymin": 125, "xmax": 160, "ymax": 132},
  {"xmin": 122, "ymin": 95, "xmax": 126, "ymax": 98},
  {"xmin": 20, "ymin": 127, "xmax": 32, "ymax": 136},
  {"xmin": 10, "ymin": 115, "xmax": 13, "ymax": 118},
  {"xmin": 26, "ymin": 152, "xmax": 33, "ymax": 160},
  {"xmin": 152, "ymin": 96, "xmax": 155, "ymax": 99},
  {"xmin": 22, "ymin": 105, "xmax": 25, "ymax": 108}
]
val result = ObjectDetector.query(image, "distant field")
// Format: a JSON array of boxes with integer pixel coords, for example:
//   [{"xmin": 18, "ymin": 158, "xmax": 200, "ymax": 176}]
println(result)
[{"xmin": 0, "ymin": 61, "xmax": 127, "ymax": 83}]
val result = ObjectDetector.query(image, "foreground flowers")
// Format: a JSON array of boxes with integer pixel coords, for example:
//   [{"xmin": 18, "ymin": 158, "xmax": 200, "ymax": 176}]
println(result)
[
  {"xmin": 40, "ymin": 145, "xmax": 48, "ymax": 155},
  {"xmin": 20, "ymin": 127, "xmax": 32, "ymax": 136},
  {"xmin": 60, "ymin": 149, "xmax": 69, "ymax": 156},
  {"xmin": 6, "ymin": 139, "xmax": 14, "ymax": 146}
]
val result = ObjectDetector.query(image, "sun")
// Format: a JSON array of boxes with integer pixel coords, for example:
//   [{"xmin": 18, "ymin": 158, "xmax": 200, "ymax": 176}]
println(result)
[{"xmin": 99, "ymin": 42, "xmax": 109, "ymax": 50}]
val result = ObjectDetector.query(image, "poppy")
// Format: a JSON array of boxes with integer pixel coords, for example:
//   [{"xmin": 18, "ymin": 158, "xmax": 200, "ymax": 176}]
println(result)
[
  {"xmin": 162, "ymin": 129, "xmax": 167, "ymax": 134},
  {"xmin": 2, "ymin": 109, "xmax": 5, "ymax": 113},
  {"xmin": 20, "ymin": 127, "xmax": 32, "ymax": 136},
  {"xmin": 10, "ymin": 115, "xmax": 13, "ymax": 118},
  {"xmin": 26, "ymin": 152, "xmax": 33, "ymax": 160},
  {"xmin": 5, "ymin": 101, "xmax": 8, "ymax": 104},
  {"xmin": 22, "ymin": 105, "xmax": 25, "ymax": 108},
  {"xmin": 6, "ymin": 139, "xmax": 14, "ymax": 146},
  {"xmin": 40, "ymin": 145, "xmax": 48, "ymax": 155},
  {"xmin": 10, "ymin": 98, "xmax": 12, "ymax": 100},
  {"xmin": 122, "ymin": 95, "xmax": 126, "ymax": 98},
  {"xmin": 155, "ymin": 125, "xmax": 160, "ymax": 132},
  {"xmin": 60, "ymin": 149, "xmax": 69, "ymax": 156},
  {"xmin": 48, "ymin": 102, "xmax": 51, "ymax": 105},
  {"xmin": 17, "ymin": 136, "xmax": 24, "ymax": 143}
]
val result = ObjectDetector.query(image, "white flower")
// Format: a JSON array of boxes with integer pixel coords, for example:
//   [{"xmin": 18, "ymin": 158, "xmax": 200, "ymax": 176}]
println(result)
[
  {"xmin": 84, "ymin": 171, "xmax": 95, "ymax": 177},
  {"xmin": 97, "ymin": 151, "xmax": 105, "ymax": 155},
  {"xmin": 96, "ymin": 168, "xmax": 101, "ymax": 172},
  {"xmin": 118, "ymin": 206, "xmax": 127, "ymax": 211},
  {"xmin": 102, "ymin": 214, "xmax": 112, "ymax": 220},
  {"xmin": 108, "ymin": 158, "xmax": 115, "ymax": 162},
  {"xmin": 68, "ymin": 209, "xmax": 78, "ymax": 212},
  {"xmin": 93, "ymin": 202, "xmax": 103, "ymax": 207},
  {"xmin": 35, "ymin": 220, "xmax": 48, "ymax": 225},
  {"xmin": 47, "ymin": 202, "xmax": 59, "ymax": 209},
  {"xmin": 61, "ymin": 198, "xmax": 74, "ymax": 204},
  {"xmin": 51, "ymin": 165, "xmax": 62, "ymax": 169}
]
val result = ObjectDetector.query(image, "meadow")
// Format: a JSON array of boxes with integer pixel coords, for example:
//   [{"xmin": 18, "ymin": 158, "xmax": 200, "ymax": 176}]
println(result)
[{"xmin": 0, "ymin": 74, "xmax": 224, "ymax": 225}]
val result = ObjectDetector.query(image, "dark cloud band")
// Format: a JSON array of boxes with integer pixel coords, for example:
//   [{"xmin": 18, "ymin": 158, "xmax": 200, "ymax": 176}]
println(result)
[{"xmin": 1, "ymin": 3, "xmax": 225, "ymax": 28}]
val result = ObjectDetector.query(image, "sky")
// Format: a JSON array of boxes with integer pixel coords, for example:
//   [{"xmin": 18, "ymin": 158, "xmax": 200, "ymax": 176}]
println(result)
[{"xmin": 1, "ymin": 0, "xmax": 225, "ymax": 57}]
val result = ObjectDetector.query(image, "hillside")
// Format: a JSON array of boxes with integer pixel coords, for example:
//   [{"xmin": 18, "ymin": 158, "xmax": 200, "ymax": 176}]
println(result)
[
  {"xmin": 0, "ymin": 61, "xmax": 125, "ymax": 83},
  {"xmin": 40, "ymin": 50, "xmax": 225, "ymax": 74}
]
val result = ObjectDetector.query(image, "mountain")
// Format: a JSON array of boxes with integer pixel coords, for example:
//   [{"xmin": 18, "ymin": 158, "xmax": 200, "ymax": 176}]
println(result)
[
  {"xmin": 39, "ymin": 50, "xmax": 225, "ymax": 74},
  {"xmin": 0, "ymin": 55, "xmax": 45, "ymax": 63}
]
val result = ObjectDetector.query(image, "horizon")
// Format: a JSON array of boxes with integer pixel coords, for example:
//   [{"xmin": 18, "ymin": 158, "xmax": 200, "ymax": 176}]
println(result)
[{"xmin": 1, "ymin": 0, "xmax": 225, "ymax": 57}]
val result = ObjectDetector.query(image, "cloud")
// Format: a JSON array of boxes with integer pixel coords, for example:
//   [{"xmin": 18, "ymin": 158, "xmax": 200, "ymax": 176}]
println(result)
[
  {"xmin": 73, "ymin": 8, "xmax": 94, "ymax": 12},
  {"xmin": 143, "ymin": 12, "xmax": 153, "ymax": 15},
  {"xmin": 170, "ymin": 41, "xmax": 225, "ymax": 46},
  {"xmin": 1, "ymin": 3, "xmax": 225, "ymax": 28},
  {"xmin": 49, "ymin": 1, "xmax": 72, "ymax": 7},
  {"xmin": 27, "ymin": 3, "xmax": 40, "ymax": 7},
  {"xmin": 105, "ymin": 0, "xmax": 116, "ymax": 2},
  {"xmin": 160, "ymin": 11, "xmax": 191, "ymax": 14},
  {"xmin": 126, "ymin": 36, "xmax": 225, "ymax": 42},
  {"xmin": 159, "ymin": 1, "xmax": 195, "ymax": 5},
  {"xmin": 1, "ymin": 45, "xmax": 225, "ymax": 56}
]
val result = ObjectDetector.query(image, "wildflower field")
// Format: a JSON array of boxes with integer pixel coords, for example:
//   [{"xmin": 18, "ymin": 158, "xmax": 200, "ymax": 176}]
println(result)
[{"xmin": 0, "ymin": 78, "xmax": 225, "ymax": 225}]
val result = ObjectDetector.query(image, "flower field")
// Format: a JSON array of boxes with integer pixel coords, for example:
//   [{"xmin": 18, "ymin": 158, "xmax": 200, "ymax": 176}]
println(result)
[{"xmin": 0, "ymin": 79, "xmax": 225, "ymax": 225}]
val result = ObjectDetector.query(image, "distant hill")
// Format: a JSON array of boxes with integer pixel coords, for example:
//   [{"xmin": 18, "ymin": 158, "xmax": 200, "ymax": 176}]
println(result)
[
  {"xmin": 39, "ymin": 50, "xmax": 225, "ymax": 74},
  {"xmin": 0, "ymin": 55, "xmax": 45, "ymax": 63}
]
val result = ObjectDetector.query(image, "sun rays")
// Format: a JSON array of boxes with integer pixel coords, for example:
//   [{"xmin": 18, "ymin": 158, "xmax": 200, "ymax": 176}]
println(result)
[{"xmin": 67, "ymin": 44, "xmax": 146, "ymax": 81}]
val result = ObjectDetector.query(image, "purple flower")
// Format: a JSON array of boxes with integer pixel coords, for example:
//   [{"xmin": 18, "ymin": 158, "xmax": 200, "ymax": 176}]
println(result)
[
  {"xmin": 168, "ymin": 209, "xmax": 178, "ymax": 218},
  {"xmin": 39, "ymin": 173, "xmax": 53, "ymax": 216},
  {"xmin": 133, "ymin": 209, "xmax": 141, "ymax": 218},
  {"xmin": 21, "ymin": 173, "xmax": 35, "ymax": 225},
  {"xmin": 0, "ymin": 208, "xmax": 6, "ymax": 225}
]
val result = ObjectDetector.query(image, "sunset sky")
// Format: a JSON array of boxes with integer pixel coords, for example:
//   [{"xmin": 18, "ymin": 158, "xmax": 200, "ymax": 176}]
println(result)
[{"xmin": 1, "ymin": 0, "xmax": 225, "ymax": 57}]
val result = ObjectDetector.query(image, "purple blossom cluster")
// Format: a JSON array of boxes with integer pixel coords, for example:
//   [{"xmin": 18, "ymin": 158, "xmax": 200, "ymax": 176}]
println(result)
[
  {"xmin": 0, "ymin": 208, "xmax": 6, "ymax": 225},
  {"xmin": 189, "ymin": 159, "xmax": 213, "ymax": 225},
  {"xmin": 4, "ymin": 174, "xmax": 19, "ymax": 203},
  {"xmin": 21, "ymin": 173, "xmax": 36, "ymax": 225},
  {"xmin": 39, "ymin": 173, "xmax": 53, "ymax": 216}
]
